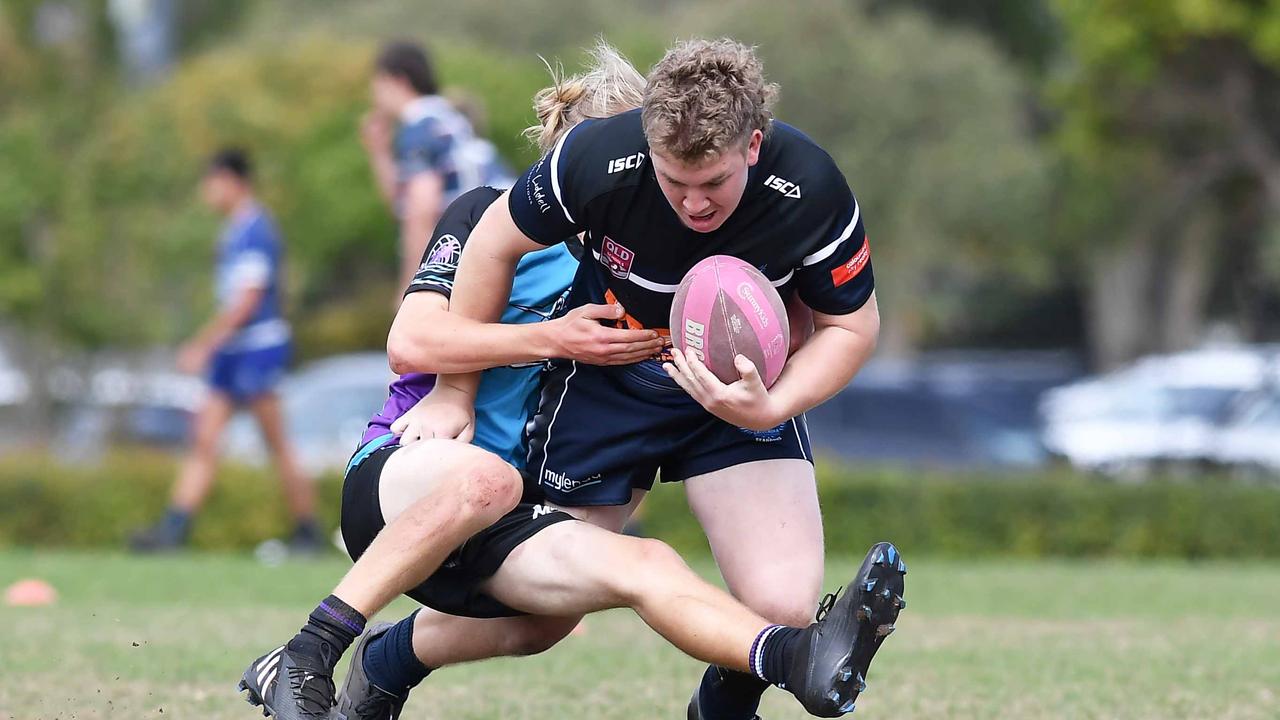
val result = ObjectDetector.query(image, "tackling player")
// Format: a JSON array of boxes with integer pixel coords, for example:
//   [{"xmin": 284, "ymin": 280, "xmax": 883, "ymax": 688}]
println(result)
[{"xmin": 432, "ymin": 38, "xmax": 885, "ymax": 720}]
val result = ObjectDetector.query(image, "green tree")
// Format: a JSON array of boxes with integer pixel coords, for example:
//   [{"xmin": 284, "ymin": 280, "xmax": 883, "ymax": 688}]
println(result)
[{"xmin": 1052, "ymin": 0, "xmax": 1280, "ymax": 366}]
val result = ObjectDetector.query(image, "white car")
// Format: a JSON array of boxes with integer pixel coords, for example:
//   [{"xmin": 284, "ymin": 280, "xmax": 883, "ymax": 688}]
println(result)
[
  {"xmin": 1211, "ymin": 392, "xmax": 1280, "ymax": 478},
  {"xmin": 1040, "ymin": 347, "xmax": 1280, "ymax": 477}
]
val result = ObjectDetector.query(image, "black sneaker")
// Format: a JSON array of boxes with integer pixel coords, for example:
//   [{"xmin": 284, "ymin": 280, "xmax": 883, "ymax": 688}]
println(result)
[
  {"xmin": 783, "ymin": 541, "xmax": 906, "ymax": 717},
  {"xmin": 334, "ymin": 622, "xmax": 407, "ymax": 720},
  {"xmin": 127, "ymin": 522, "xmax": 186, "ymax": 554},
  {"xmin": 238, "ymin": 644, "xmax": 337, "ymax": 719},
  {"xmin": 286, "ymin": 526, "xmax": 326, "ymax": 556}
]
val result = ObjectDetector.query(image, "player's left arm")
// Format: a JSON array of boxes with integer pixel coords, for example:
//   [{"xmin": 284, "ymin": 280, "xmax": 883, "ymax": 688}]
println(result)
[
  {"xmin": 666, "ymin": 295, "xmax": 877, "ymax": 431},
  {"xmin": 398, "ymin": 171, "xmax": 445, "ymax": 293},
  {"xmin": 762, "ymin": 292, "xmax": 878, "ymax": 419}
]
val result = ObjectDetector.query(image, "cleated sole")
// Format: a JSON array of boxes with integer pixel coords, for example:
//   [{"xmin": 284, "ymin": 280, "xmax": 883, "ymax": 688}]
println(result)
[
  {"xmin": 806, "ymin": 541, "xmax": 907, "ymax": 717},
  {"xmin": 238, "ymin": 673, "xmax": 274, "ymax": 717}
]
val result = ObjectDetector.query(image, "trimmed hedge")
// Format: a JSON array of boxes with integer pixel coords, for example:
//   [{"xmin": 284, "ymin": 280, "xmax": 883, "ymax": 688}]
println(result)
[
  {"xmin": 2, "ymin": 452, "xmax": 1279, "ymax": 558},
  {"xmin": 643, "ymin": 467, "xmax": 1280, "ymax": 560},
  {"xmin": 0, "ymin": 451, "xmax": 343, "ymax": 550}
]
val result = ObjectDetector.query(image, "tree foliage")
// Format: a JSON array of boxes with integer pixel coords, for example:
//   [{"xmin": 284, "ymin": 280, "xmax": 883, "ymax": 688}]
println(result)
[
  {"xmin": 682, "ymin": 0, "xmax": 1052, "ymax": 351},
  {"xmin": 1051, "ymin": 0, "xmax": 1280, "ymax": 365}
]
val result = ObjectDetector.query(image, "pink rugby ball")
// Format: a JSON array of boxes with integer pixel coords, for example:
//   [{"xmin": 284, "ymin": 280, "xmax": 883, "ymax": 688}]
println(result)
[{"xmin": 670, "ymin": 255, "xmax": 789, "ymax": 388}]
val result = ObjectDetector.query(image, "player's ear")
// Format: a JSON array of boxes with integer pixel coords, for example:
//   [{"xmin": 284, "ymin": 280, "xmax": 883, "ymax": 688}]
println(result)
[{"xmin": 745, "ymin": 130, "xmax": 764, "ymax": 166}]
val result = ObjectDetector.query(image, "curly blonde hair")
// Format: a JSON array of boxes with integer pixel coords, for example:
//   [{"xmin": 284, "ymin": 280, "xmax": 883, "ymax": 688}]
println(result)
[
  {"xmin": 525, "ymin": 41, "xmax": 647, "ymax": 152},
  {"xmin": 641, "ymin": 38, "xmax": 778, "ymax": 163}
]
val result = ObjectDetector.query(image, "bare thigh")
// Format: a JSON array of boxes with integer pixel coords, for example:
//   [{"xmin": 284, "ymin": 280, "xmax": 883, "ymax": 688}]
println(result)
[{"xmin": 684, "ymin": 458, "xmax": 825, "ymax": 625}]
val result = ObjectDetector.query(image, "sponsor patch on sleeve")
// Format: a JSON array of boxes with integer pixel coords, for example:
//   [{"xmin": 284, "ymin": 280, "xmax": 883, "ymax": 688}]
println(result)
[{"xmin": 830, "ymin": 236, "xmax": 871, "ymax": 287}]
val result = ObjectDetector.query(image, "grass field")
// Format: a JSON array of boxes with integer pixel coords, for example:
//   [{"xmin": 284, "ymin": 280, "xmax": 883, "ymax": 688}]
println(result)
[{"xmin": 1, "ymin": 551, "xmax": 1278, "ymax": 719}]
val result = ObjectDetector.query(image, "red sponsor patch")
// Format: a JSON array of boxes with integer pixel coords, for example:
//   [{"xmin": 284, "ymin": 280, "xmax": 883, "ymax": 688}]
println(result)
[
  {"xmin": 601, "ymin": 237, "xmax": 635, "ymax": 279},
  {"xmin": 830, "ymin": 236, "xmax": 871, "ymax": 287}
]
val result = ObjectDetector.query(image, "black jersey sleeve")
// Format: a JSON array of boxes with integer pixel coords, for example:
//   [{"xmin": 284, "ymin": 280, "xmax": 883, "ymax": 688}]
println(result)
[
  {"xmin": 508, "ymin": 120, "xmax": 609, "ymax": 246},
  {"xmin": 793, "ymin": 182, "xmax": 875, "ymax": 316},
  {"xmin": 404, "ymin": 186, "xmax": 503, "ymax": 299}
]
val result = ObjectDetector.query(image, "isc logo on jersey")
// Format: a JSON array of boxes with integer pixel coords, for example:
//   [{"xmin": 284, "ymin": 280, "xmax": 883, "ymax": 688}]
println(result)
[
  {"xmin": 608, "ymin": 152, "xmax": 645, "ymax": 174},
  {"xmin": 764, "ymin": 174, "xmax": 801, "ymax": 199}
]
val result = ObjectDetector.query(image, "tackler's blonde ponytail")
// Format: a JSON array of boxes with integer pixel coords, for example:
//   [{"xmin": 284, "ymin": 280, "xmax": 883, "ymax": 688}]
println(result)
[{"xmin": 525, "ymin": 41, "xmax": 646, "ymax": 152}]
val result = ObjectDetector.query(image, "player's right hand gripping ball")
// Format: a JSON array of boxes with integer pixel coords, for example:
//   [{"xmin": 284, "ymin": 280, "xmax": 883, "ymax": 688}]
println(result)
[{"xmin": 670, "ymin": 255, "xmax": 790, "ymax": 387}]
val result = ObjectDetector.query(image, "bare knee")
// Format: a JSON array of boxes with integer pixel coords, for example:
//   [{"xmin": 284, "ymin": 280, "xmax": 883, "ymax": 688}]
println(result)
[
  {"xmin": 453, "ymin": 454, "xmax": 522, "ymax": 523},
  {"xmin": 609, "ymin": 538, "xmax": 689, "ymax": 605},
  {"xmin": 738, "ymin": 588, "xmax": 820, "ymax": 627},
  {"xmin": 501, "ymin": 616, "xmax": 577, "ymax": 657}
]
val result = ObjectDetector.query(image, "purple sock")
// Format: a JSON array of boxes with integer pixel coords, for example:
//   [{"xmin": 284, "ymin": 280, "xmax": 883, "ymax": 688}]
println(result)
[{"xmin": 286, "ymin": 594, "xmax": 366, "ymax": 671}]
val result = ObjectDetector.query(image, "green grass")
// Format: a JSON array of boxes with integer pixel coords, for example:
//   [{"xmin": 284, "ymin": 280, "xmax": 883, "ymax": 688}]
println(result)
[{"xmin": 1, "ymin": 551, "xmax": 1278, "ymax": 719}]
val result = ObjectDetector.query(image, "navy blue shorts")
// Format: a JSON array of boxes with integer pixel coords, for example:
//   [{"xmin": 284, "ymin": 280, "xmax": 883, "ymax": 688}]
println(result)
[
  {"xmin": 207, "ymin": 343, "xmax": 289, "ymax": 403},
  {"xmin": 526, "ymin": 359, "xmax": 813, "ymax": 506}
]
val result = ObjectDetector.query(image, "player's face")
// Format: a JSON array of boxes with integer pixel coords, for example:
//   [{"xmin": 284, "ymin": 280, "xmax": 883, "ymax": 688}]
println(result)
[
  {"xmin": 370, "ymin": 73, "xmax": 402, "ymax": 116},
  {"xmin": 199, "ymin": 172, "xmax": 236, "ymax": 214},
  {"xmin": 651, "ymin": 129, "xmax": 763, "ymax": 234}
]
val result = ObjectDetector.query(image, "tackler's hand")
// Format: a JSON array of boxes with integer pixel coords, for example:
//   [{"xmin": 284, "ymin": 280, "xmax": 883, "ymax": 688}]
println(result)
[
  {"xmin": 391, "ymin": 383, "xmax": 476, "ymax": 444},
  {"xmin": 547, "ymin": 303, "xmax": 667, "ymax": 366}
]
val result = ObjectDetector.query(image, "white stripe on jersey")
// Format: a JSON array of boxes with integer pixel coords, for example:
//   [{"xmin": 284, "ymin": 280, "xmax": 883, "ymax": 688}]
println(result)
[
  {"xmin": 801, "ymin": 202, "xmax": 861, "ymax": 267},
  {"xmin": 410, "ymin": 276, "xmax": 454, "ymax": 289},
  {"xmin": 549, "ymin": 130, "xmax": 576, "ymax": 225},
  {"xmin": 589, "ymin": 250, "xmax": 681, "ymax": 292},
  {"xmin": 590, "ymin": 251, "xmax": 795, "ymax": 293}
]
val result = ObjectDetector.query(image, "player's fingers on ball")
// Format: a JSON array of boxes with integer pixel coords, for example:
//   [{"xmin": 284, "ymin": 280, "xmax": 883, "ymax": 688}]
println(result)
[
  {"xmin": 734, "ymin": 354, "xmax": 762, "ymax": 383},
  {"xmin": 670, "ymin": 346, "xmax": 691, "ymax": 372},
  {"xmin": 663, "ymin": 362, "xmax": 696, "ymax": 394},
  {"xmin": 668, "ymin": 348, "xmax": 700, "ymax": 387},
  {"xmin": 685, "ymin": 352, "xmax": 720, "ymax": 388}
]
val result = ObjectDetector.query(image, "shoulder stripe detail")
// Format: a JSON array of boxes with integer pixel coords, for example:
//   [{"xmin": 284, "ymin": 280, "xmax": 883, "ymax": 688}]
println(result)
[
  {"xmin": 771, "ymin": 271, "xmax": 794, "ymax": 287},
  {"xmin": 549, "ymin": 128, "xmax": 576, "ymax": 225},
  {"xmin": 801, "ymin": 202, "xmax": 861, "ymax": 267}
]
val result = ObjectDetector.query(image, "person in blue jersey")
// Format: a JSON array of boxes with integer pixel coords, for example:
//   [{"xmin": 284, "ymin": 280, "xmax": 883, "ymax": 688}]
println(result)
[
  {"xmin": 360, "ymin": 40, "xmax": 516, "ymax": 294},
  {"xmin": 130, "ymin": 149, "xmax": 319, "ymax": 554},
  {"xmin": 237, "ymin": 46, "xmax": 902, "ymax": 720}
]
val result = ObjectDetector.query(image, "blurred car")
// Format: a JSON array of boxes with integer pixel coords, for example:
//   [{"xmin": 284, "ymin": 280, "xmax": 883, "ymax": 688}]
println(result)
[
  {"xmin": 222, "ymin": 352, "xmax": 395, "ymax": 474},
  {"xmin": 1210, "ymin": 391, "xmax": 1280, "ymax": 478},
  {"xmin": 0, "ymin": 334, "xmax": 31, "ymax": 408},
  {"xmin": 806, "ymin": 351, "xmax": 1080, "ymax": 469},
  {"xmin": 1039, "ymin": 346, "xmax": 1280, "ymax": 477},
  {"xmin": 50, "ymin": 353, "xmax": 205, "ymax": 458}
]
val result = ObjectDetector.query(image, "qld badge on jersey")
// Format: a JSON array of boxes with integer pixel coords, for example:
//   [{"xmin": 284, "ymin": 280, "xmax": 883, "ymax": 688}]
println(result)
[{"xmin": 601, "ymin": 237, "xmax": 635, "ymax": 279}]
